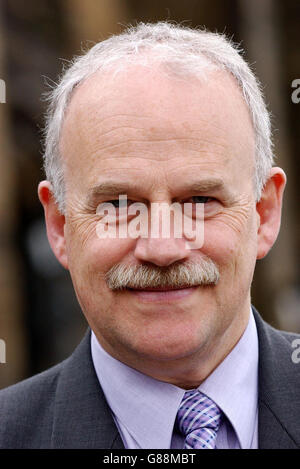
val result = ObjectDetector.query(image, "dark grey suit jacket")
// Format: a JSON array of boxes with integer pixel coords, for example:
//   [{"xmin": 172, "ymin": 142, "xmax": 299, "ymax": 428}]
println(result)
[{"xmin": 0, "ymin": 307, "xmax": 300, "ymax": 449}]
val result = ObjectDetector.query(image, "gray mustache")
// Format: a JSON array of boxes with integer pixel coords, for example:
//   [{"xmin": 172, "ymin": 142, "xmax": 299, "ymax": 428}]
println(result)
[{"xmin": 105, "ymin": 258, "xmax": 220, "ymax": 291}]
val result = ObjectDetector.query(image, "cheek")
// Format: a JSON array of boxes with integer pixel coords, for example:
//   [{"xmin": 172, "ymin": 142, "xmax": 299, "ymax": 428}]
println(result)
[
  {"xmin": 67, "ymin": 229, "xmax": 137, "ymax": 281},
  {"xmin": 199, "ymin": 217, "xmax": 258, "ymax": 309},
  {"xmin": 201, "ymin": 223, "xmax": 237, "ymax": 263},
  {"xmin": 88, "ymin": 237, "xmax": 137, "ymax": 270},
  {"xmin": 66, "ymin": 235, "xmax": 136, "ymax": 321},
  {"xmin": 201, "ymin": 215, "xmax": 257, "ymax": 268}
]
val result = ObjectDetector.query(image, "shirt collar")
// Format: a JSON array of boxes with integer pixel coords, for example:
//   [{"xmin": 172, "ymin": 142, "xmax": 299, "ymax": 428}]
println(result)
[
  {"xmin": 91, "ymin": 308, "xmax": 258, "ymax": 449},
  {"xmin": 199, "ymin": 310, "xmax": 258, "ymax": 448},
  {"xmin": 91, "ymin": 332, "xmax": 184, "ymax": 448}
]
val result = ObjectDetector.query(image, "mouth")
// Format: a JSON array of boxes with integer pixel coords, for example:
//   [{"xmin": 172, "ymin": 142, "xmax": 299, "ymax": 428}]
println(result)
[
  {"xmin": 127, "ymin": 285, "xmax": 193, "ymax": 291},
  {"xmin": 126, "ymin": 285, "xmax": 199, "ymax": 302}
]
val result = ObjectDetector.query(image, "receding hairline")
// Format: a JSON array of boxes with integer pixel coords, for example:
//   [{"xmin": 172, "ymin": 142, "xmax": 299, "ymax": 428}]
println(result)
[
  {"xmin": 58, "ymin": 63, "xmax": 256, "ymax": 203},
  {"xmin": 42, "ymin": 22, "xmax": 274, "ymax": 212},
  {"xmin": 59, "ymin": 55, "xmax": 219, "ymax": 128},
  {"xmin": 59, "ymin": 61, "xmax": 255, "ymax": 149}
]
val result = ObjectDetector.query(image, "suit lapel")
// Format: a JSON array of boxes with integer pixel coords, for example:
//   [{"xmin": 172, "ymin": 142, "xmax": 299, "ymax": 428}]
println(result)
[
  {"xmin": 253, "ymin": 307, "xmax": 300, "ymax": 449},
  {"xmin": 51, "ymin": 329, "xmax": 124, "ymax": 449},
  {"xmin": 51, "ymin": 310, "xmax": 300, "ymax": 449}
]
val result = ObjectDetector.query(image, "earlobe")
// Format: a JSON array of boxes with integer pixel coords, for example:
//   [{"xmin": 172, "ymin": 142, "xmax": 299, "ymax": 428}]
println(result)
[
  {"xmin": 38, "ymin": 181, "xmax": 68, "ymax": 269},
  {"xmin": 256, "ymin": 167, "xmax": 286, "ymax": 259}
]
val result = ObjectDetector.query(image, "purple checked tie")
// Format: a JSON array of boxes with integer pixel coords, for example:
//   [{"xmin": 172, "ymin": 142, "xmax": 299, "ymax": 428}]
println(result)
[{"xmin": 176, "ymin": 389, "xmax": 223, "ymax": 449}]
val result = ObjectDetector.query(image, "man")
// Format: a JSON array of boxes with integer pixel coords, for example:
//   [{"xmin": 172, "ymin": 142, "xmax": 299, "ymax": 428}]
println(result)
[{"xmin": 0, "ymin": 22, "xmax": 299, "ymax": 449}]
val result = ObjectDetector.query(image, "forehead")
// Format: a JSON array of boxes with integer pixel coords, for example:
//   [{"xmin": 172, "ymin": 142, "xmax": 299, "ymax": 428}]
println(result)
[{"xmin": 60, "ymin": 65, "xmax": 255, "ymax": 197}]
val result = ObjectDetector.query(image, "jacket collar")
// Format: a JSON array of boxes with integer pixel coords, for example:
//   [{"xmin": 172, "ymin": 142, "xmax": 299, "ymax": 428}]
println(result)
[
  {"xmin": 253, "ymin": 306, "xmax": 300, "ymax": 448},
  {"xmin": 51, "ymin": 308, "xmax": 300, "ymax": 449},
  {"xmin": 51, "ymin": 329, "xmax": 124, "ymax": 449}
]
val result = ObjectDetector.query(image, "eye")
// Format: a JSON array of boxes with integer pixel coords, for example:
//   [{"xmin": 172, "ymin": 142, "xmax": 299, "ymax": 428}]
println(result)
[
  {"xmin": 103, "ymin": 199, "xmax": 138, "ymax": 215},
  {"xmin": 190, "ymin": 196, "xmax": 214, "ymax": 204},
  {"xmin": 182, "ymin": 195, "xmax": 220, "ymax": 219},
  {"xmin": 96, "ymin": 198, "xmax": 138, "ymax": 224},
  {"xmin": 106, "ymin": 199, "xmax": 132, "ymax": 208}
]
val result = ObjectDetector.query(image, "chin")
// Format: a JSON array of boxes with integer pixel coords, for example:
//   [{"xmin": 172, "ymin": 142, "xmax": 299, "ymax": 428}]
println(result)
[{"xmin": 127, "ymin": 329, "xmax": 209, "ymax": 362}]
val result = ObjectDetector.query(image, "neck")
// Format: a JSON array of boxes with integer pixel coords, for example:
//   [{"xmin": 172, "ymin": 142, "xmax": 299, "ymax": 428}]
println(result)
[{"xmin": 95, "ymin": 306, "xmax": 251, "ymax": 389}]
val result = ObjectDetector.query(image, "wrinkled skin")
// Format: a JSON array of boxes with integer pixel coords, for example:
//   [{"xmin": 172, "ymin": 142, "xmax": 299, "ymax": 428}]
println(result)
[{"xmin": 39, "ymin": 66, "xmax": 286, "ymax": 388}]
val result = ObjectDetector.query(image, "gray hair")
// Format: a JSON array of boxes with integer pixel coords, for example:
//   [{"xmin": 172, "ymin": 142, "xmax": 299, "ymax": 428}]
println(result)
[
  {"xmin": 42, "ymin": 21, "xmax": 274, "ymax": 213},
  {"xmin": 105, "ymin": 257, "xmax": 219, "ymax": 290}
]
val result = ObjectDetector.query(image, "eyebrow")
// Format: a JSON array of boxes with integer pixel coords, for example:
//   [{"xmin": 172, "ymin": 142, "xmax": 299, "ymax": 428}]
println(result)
[
  {"xmin": 186, "ymin": 179, "xmax": 226, "ymax": 193},
  {"xmin": 86, "ymin": 178, "xmax": 227, "ymax": 205},
  {"xmin": 88, "ymin": 181, "xmax": 140, "ymax": 195},
  {"xmin": 86, "ymin": 181, "xmax": 140, "ymax": 205}
]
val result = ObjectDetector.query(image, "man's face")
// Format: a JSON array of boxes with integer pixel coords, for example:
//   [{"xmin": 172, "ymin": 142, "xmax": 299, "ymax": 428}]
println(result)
[{"xmin": 58, "ymin": 66, "xmax": 259, "ymax": 375}]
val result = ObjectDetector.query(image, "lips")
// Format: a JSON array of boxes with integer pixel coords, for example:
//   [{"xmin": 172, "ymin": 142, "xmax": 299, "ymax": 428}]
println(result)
[
  {"xmin": 127, "ymin": 285, "xmax": 198, "ymax": 302},
  {"xmin": 128, "ymin": 285, "xmax": 193, "ymax": 291}
]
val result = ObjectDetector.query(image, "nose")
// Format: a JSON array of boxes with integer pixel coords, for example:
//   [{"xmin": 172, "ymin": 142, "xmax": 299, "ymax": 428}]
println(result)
[{"xmin": 134, "ymin": 236, "xmax": 189, "ymax": 267}]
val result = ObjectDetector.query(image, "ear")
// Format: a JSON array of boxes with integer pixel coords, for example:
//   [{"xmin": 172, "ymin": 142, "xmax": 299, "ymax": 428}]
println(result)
[
  {"xmin": 256, "ymin": 167, "xmax": 286, "ymax": 259},
  {"xmin": 38, "ymin": 181, "xmax": 68, "ymax": 269}
]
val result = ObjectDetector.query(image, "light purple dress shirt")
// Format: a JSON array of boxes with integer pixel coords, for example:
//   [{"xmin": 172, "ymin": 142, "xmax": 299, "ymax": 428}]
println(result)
[{"xmin": 91, "ymin": 309, "xmax": 258, "ymax": 449}]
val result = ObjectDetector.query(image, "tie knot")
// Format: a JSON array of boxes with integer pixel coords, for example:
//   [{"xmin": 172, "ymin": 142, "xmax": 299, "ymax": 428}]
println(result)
[{"xmin": 176, "ymin": 389, "xmax": 223, "ymax": 449}]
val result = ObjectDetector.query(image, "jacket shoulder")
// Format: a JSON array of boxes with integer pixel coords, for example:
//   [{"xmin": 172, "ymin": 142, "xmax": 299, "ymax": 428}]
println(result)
[
  {"xmin": 258, "ymin": 317, "xmax": 300, "ymax": 356},
  {"xmin": 0, "ymin": 361, "xmax": 65, "ymax": 448}
]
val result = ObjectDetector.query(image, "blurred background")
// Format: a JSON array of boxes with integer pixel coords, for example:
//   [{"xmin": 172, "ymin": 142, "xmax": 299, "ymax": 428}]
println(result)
[{"xmin": 0, "ymin": 0, "xmax": 299, "ymax": 389}]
